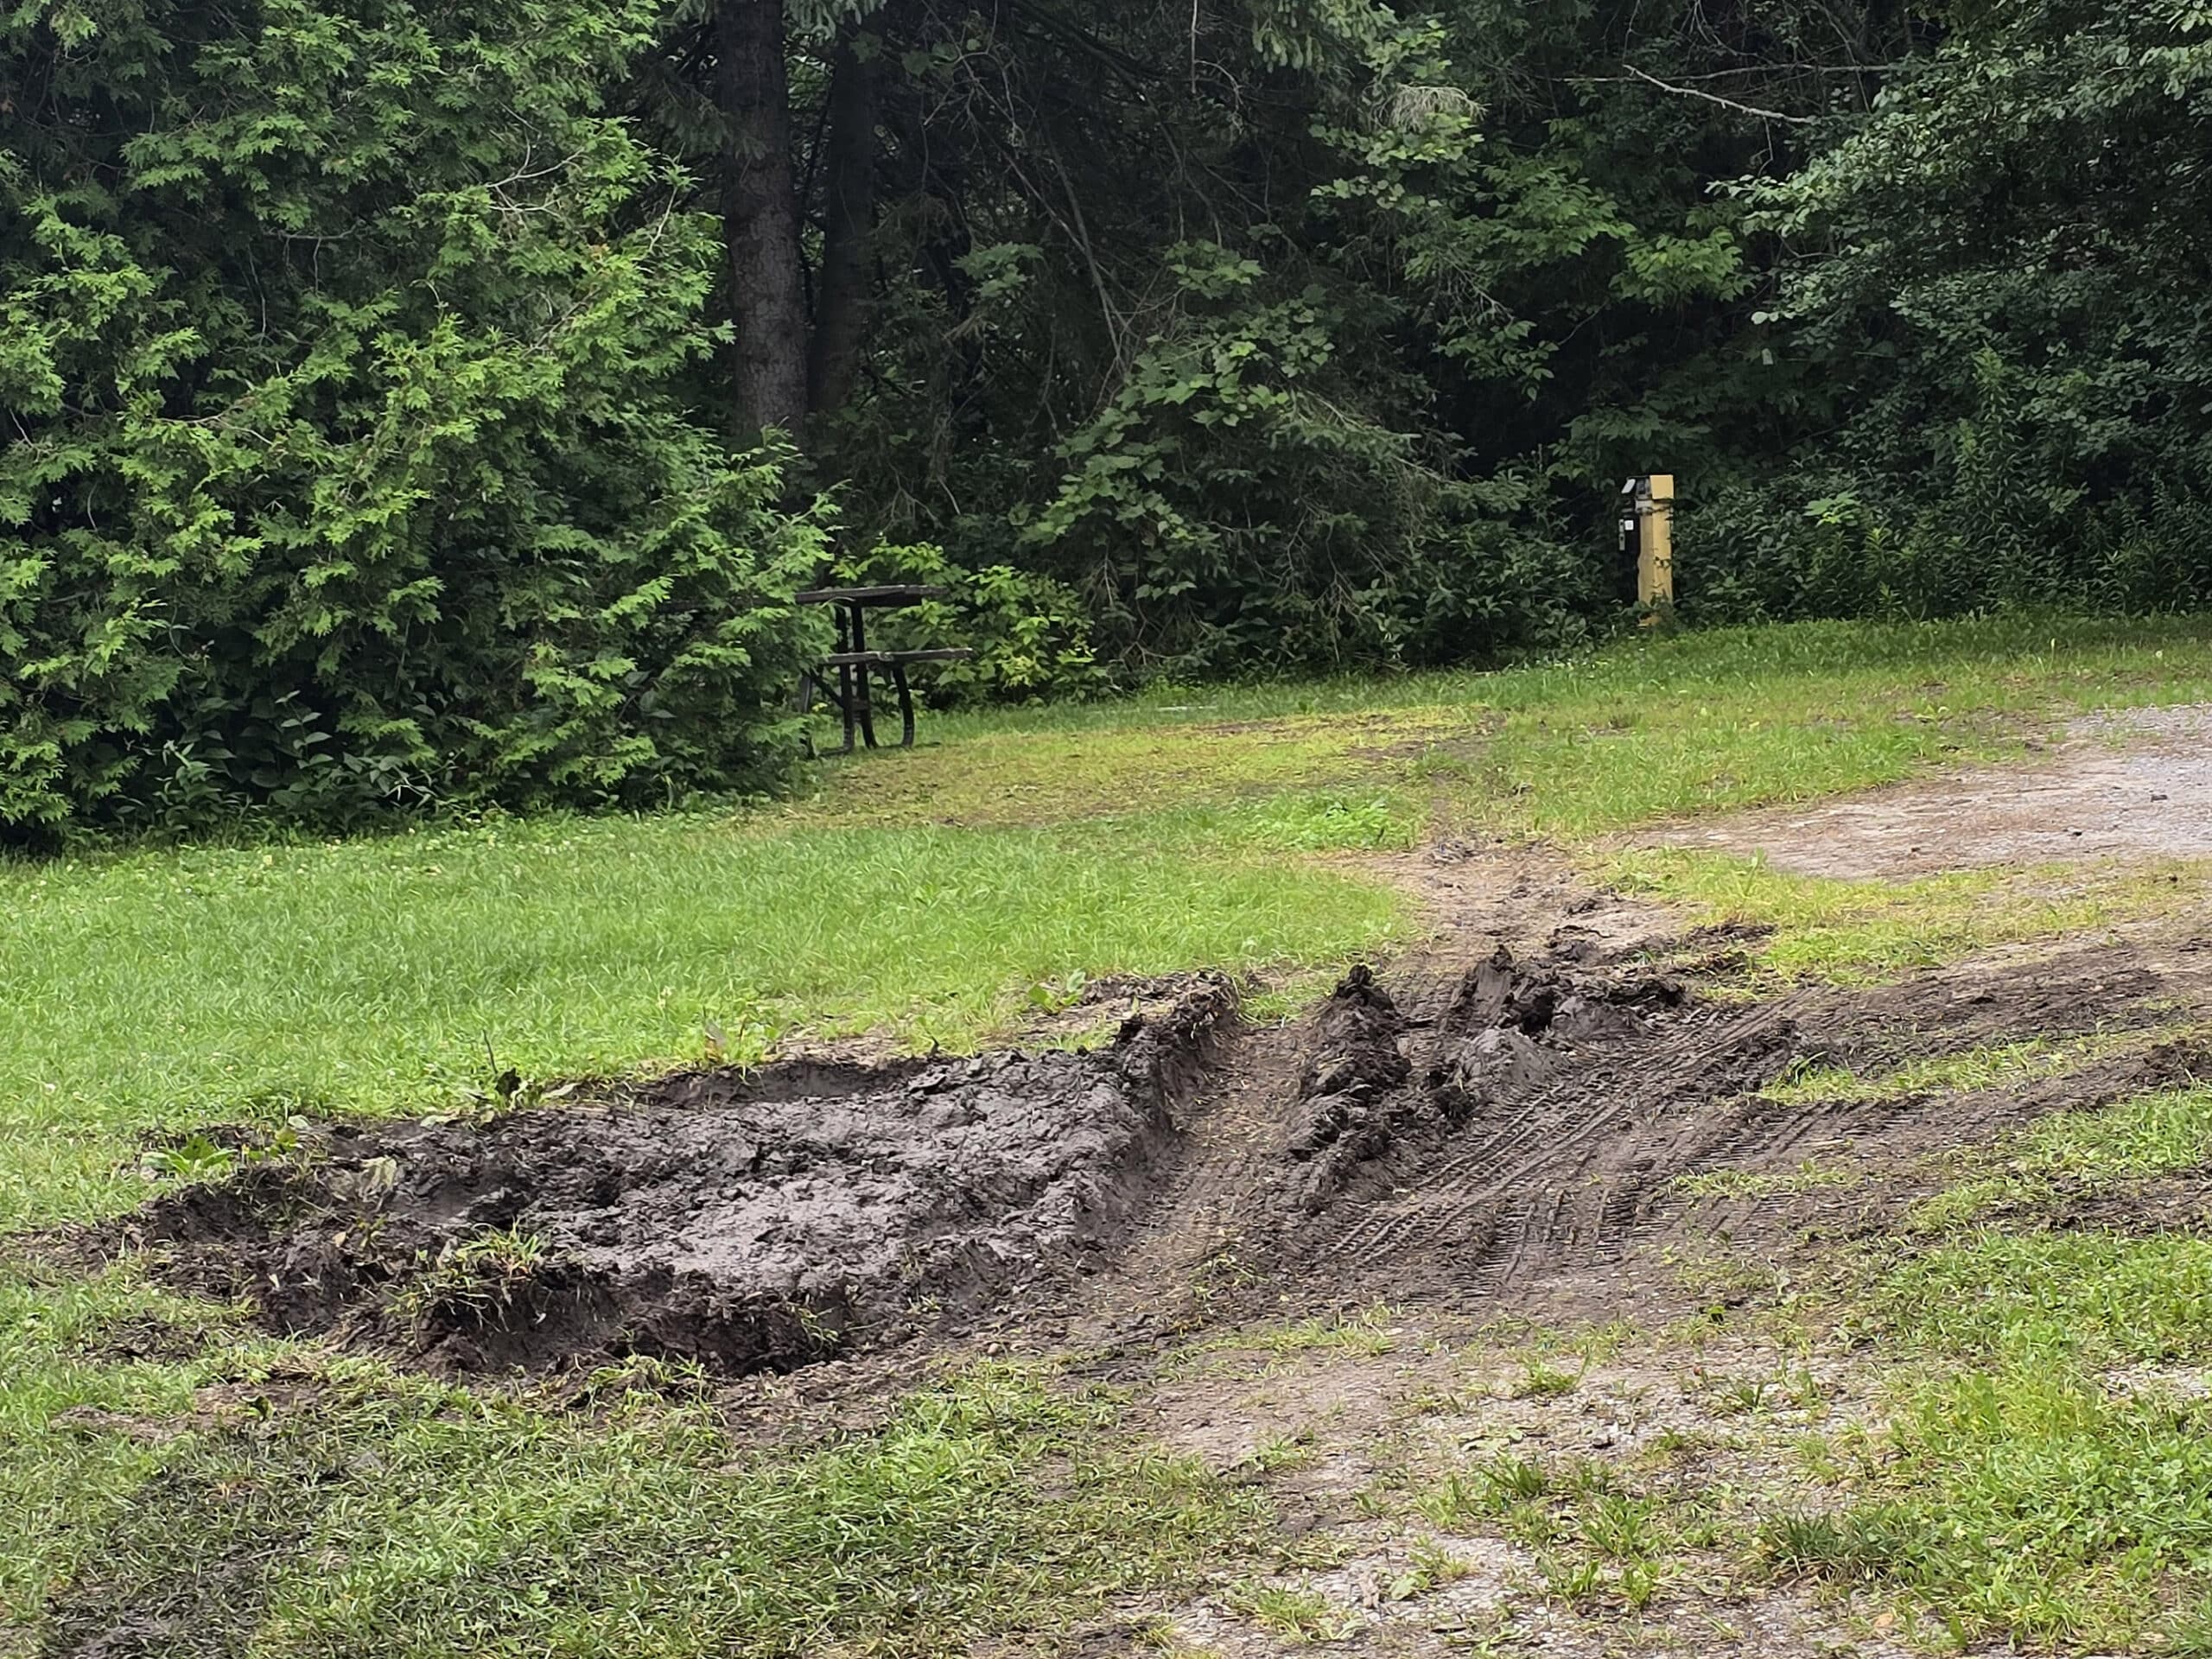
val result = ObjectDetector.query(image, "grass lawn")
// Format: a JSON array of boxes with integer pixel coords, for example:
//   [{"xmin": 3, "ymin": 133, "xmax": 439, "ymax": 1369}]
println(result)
[{"xmin": 10, "ymin": 612, "xmax": 2212, "ymax": 1656}]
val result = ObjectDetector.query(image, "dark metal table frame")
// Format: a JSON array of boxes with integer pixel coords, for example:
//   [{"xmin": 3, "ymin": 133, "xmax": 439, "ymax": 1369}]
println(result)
[{"xmin": 795, "ymin": 584, "xmax": 971, "ymax": 751}]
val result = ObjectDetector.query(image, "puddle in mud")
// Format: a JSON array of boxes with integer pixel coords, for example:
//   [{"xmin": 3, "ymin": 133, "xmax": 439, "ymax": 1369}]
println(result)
[
  {"xmin": 125, "ymin": 980, "xmax": 1235, "ymax": 1374},
  {"xmin": 1649, "ymin": 703, "xmax": 2212, "ymax": 877}
]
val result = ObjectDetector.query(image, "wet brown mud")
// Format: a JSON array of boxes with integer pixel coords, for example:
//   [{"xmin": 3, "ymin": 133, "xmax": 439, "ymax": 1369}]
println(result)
[
  {"xmin": 1104, "ymin": 928, "xmax": 2212, "ymax": 1333},
  {"xmin": 127, "ymin": 978, "xmax": 1236, "ymax": 1374},
  {"xmin": 118, "ymin": 903, "xmax": 2212, "ymax": 1376}
]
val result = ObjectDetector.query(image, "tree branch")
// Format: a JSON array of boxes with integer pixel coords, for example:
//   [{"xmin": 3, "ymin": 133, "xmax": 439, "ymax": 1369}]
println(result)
[{"xmin": 1621, "ymin": 63, "xmax": 1818, "ymax": 124}]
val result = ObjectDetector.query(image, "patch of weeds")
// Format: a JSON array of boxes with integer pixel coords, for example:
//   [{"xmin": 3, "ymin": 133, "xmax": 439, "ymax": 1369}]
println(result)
[
  {"xmin": 1672, "ymin": 1158, "xmax": 1863, "ymax": 1199},
  {"xmin": 1631, "ymin": 1426, "xmax": 1718, "ymax": 1470},
  {"xmin": 1241, "ymin": 1432, "xmax": 1317, "ymax": 1475},
  {"xmin": 1764, "ymin": 1033, "xmax": 2139, "ymax": 1105},
  {"xmin": 1692, "ymin": 1363, "xmax": 1823, "ymax": 1418},
  {"xmin": 1579, "ymin": 1493, "xmax": 1666, "ymax": 1560},
  {"xmin": 1415, "ymin": 1453, "xmax": 1548, "ymax": 1529},
  {"xmin": 1904, "ymin": 1079, "xmax": 2212, "ymax": 1235},
  {"xmin": 1902, "ymin": 1177, "xmax": 2009, "ymax": 1232},
  {"xmin": 1554, "ymin": 1456, "xmax": 1619, "ymax": 1499},
  {"xmin": 1538, "ymin": 1548, "xmax": 1664, "ymax": 1612},
  {"xmin": 564, "ymin": 1353, "xmax": 711, "ymax": 1410},
  {"xmin": 1407, "ymin": 1535, "xmax": 1474, "ymax": 1591},
  {"xmin": 391, "ymin": 1225, "xmax": 556, "ymax": 1332},
  {"xmin": 1605, "ymin": 850, "xmax": 2209, "ymax": 986},
  {"xmin": 1756, "ymin": 1509, "xmax": 1887, "ymax": 1581},
  {"xmin": 1510, "ymin": 1357, "xmax": 1581, "ymax": 1399},
  {"xmin": 138, "ymin": 1131, "xmax": 238, "ymax": 1185},
  {"xmin": 1025, "ymin": 969, "xmax": 1090, "ymax": 1015},
  {"xmin": 1538, "ymin": 1550, "xmax": 1606, "ymax": 1609},
  {"xmin": 1789, "ymin": 1431, "xmax": 1842, "ymax": 1484},
  {"xmin": 1500, "ymin": 1497, "xmax": 1563, "ymax": 1549},
  {"xmin": 1700, "ymin": 1372, "xmax": 1775, "ymax": 1415},
  {"xmin": 1224, "ymin": 1580, "xmax": 1363, "ymax": 1643},
  {"xmin": 1189, "ymin": 1306, "xmax": 1397, "ymax": 1368}
]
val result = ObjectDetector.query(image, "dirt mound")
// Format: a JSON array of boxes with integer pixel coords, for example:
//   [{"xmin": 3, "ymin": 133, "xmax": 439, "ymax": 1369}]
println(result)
[{"xmin": 126, "ymin": 979, "xmax": 1236, "ymax": 1375}]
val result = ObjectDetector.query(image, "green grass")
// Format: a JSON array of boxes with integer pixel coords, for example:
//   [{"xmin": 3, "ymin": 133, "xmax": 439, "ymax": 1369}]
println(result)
[
  {"xmin": 0, "ymin": 815, "xmax": 1402, "ymax": 1230},
  {"xmin": 1762, "ymin": 1033, "xmax": 2141, "ymax": 1104},
  {"xmin": 1768, "ymin": 1079, "xmax": 2212, "ymax": 1651},
  {"xmin": 1610, "ymin": 849, "xmax": 2209, "ymax": 984},
  {"xmin": 1777, "ymin": 1250, "xmax": 2212, "ymax": 1652},
  {"xmin": 862, "ymin": 612, "xmax": 2212, "ymax": 838},
  {"xmin": 13, "ymin": 611, "xmax": 2212, "ymax": 1656},
  {"xmin": 1903, "ymin": 1077, "xmax": 2212, "ymax": 1231},
  {"xmin": 1671, "ymin": 1158, "xmax": 1863, "ymax": 1198},
  {"xmin": 3, "ymin": 1291, "xmax": 1265, "ymax": 1658},
  {"xmin": 2017, "ymin": 1079, "xmax": 2212, "ymax": 1177}
]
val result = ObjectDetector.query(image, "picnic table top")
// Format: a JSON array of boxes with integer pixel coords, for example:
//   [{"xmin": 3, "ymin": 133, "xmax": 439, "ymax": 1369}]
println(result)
[{"xmin": 795, "ymin": 583, "xmax": 949, "ymax": 606}]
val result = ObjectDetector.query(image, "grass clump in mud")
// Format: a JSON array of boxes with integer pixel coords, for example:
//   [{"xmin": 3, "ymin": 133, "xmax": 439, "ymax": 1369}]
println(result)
[
  {"xmin": 1904, "ymin": 1076, "xmax": 2212, "ymax": 1231},
  {"xmin": 1760, "ymin": 1033, "xmax": 2143, "ymax": 1104},
  {"xmin": 11, "ymin": 1339, "xmax": 1270, "ymax": 1659}
]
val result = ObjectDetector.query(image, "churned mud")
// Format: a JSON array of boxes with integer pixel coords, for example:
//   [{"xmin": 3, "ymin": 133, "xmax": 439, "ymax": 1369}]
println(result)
[
  {"xmin": 1652, "ymin": 703, "xmax": 2212, "ymax": 876},
  {"xmin": 124, "ymin": 906, "xmax": 2212, "ymax": 1376},
  {"xmin": 1089, "ymin": 925, "xmax": 2212, "ymax": 1341},
  {"xmin": 127, "ymin": 980, "xmax": 1235, "ymax": 1373}
]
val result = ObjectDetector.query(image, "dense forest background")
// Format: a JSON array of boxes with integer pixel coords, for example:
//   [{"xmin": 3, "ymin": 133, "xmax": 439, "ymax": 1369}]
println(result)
[{"xmin": 6, "ymin": 0, "xmax": 2210, "ymax": 832}]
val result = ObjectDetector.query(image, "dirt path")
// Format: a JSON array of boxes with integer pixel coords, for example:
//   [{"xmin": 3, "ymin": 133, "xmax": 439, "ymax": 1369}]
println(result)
[{"xmin": 1645, "ymin": 703, "xmax": 2212, "ymax": 877}]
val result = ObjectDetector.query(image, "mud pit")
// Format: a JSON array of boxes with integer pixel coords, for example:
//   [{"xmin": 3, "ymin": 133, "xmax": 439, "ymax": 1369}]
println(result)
[
  {"xmin": 1652, "ymin": 703, "xmax": 2212, "ymax": 876},
  {"xmin": 130, "ymin": 982, "xmax": 1235, "ymax": 1372},
  {"xmin": 128, "ymin": 883, "xmax": 2212, "ymax": 1378}
]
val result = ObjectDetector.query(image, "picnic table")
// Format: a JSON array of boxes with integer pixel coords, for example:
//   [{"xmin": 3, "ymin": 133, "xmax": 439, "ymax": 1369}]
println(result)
[{"xmin": 795, "ymin": 584, "xmax": 974, "ymax": 752}]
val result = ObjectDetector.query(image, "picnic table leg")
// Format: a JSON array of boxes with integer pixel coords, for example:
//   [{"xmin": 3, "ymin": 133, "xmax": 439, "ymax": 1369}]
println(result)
[
  {"xmin": 835, "ymin": 606, "xmax": 855, "ymax": 753},
  {"xmin": 893, "ymin": 661, "xmax": 915, "ymax": 747},
  {"xmin": 849, "ymin": 603, "xmax": 878, "ymax": 749}
]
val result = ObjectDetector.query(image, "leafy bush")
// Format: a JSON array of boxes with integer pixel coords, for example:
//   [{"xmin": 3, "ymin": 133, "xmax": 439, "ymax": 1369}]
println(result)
[{"xmin": 0, "ymin": 0, "xmax": 823, "ymax": 838}]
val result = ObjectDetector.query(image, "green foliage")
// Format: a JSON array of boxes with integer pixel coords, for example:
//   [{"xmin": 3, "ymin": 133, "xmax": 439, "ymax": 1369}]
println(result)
[
  {"xmin": 1719, "ymin": 0, "xmax": 2212, "ymax": 623},
  {"xmin": 0, "ymin": 0, "xmax": 823, "ymax": 835},
  {"xmin": 8, "ymin": 1345, "xmax": 1267, "ymax": 1657},
  {"xmin": 13, "ymin": 0, "xmax": 2212, "ymax": 807},
  {"xmin": 829, "ymin": 541, "xmax": 1103, "ymax": 702}
]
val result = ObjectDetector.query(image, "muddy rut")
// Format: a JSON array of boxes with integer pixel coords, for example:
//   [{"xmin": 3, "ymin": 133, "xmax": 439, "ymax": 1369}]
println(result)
[
  {"xmin": 1109, "ymin": 929, "xmax": 2206, "ymax": 1329},
  {"xmin": 119, "ymin": 907, "xmax": 2212, "ymax": 1375}
]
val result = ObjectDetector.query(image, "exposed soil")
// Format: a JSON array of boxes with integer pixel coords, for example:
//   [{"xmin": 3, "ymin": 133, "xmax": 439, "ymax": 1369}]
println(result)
[
  {"xmin": 1648, "ymin": 702, "xmax": 2212, "ymax": 876},
  {"xmin": 122, "ymin": 979, "xmax": 1236, "ymax": 1373},
  {"xmin": 1089, "ymin": 922, "xmax": 2212, "ymax": 1340},
  {"xmin": 119, "ymin": 893, "xmax": 2212, "ymax": 1380}
]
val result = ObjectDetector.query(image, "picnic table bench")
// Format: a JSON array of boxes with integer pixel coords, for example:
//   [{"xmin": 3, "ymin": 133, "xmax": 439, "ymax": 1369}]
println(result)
[{"xmin": 796, "ymin": 584, "xmax": 975, "ymax": 751}]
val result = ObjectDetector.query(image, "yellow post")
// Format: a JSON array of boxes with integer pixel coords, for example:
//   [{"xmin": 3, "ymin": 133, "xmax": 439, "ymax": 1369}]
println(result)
[{"xmin": 1637, "ymin": 473, "xmax": 1675, "ymax": 622}]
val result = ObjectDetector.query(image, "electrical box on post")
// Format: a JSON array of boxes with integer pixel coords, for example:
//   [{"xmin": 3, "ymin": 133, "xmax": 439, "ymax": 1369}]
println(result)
[{"xmin": 1619, "ymin": 474, "xmax": 1675, "ymax": 624}]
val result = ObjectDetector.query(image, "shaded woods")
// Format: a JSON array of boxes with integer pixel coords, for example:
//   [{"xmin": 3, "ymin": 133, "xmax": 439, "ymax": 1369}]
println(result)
[{"xmin": 6, "ymin": 0, "xmax": 2209, "ymax": 830}]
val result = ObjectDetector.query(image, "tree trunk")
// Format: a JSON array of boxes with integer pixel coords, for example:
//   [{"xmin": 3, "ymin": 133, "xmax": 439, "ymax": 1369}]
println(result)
[
  {"xmin": 806, "ymin": 30, "xmax": 881, "ymax": 417},
  {"xmin": 717, "ymin": 0, "xmax": 807, "ymax": 441}
]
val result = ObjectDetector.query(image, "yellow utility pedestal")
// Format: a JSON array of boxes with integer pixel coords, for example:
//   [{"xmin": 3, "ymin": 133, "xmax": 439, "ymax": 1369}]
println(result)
[
  {"xmin": 1621, "ymin": 473, "xmax": 1675, "ymax": 624},
  {"xmin": 1639, "ymin": 473, "xmax": 1675, "ymax": 618}
]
